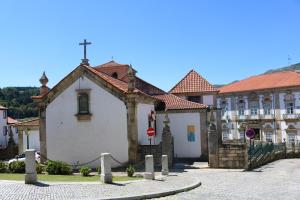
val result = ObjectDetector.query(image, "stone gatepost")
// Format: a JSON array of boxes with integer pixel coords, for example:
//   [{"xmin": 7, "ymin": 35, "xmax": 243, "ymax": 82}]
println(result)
[
  {"xmin": 208, "ymin": 109, "xmax": 220, "ymax": 168},
  {"xmin": 161, "ymin": 155, "xmax": 169, "ymax": 175},
  {"xmin": 100, "ymin": 153, "xmax": 112, "ymax": 183},
  {"xmin": 25, "ymin": 149, "xmax": 37, "ymax": 184},
  {"xmin": 161, "ymin": 113, "xmax": 173, "ymax": 167},
  {"xmin": 144, "ymin": 155, "xmax": 155, "ymax": 180}
]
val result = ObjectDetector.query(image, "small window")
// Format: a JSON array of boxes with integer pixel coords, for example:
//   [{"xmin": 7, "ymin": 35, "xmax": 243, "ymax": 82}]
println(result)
[
  {"xmin": 223, "ymin": 131, "xmax": 229, "ymax": 141},
  {"xmin": 188, "ymin": 96, "xmax": 202, "ymax": 103},
  {"xmin": 112, "ymin": 72, "xmax": 118, "ymax": 79},
  {"xmin": 266, "ymin": 132, "xmax": 273, "ymax": 142},
  {"xmin": 3, "ymin": 110, "xmax": 7, "ymax": 119},
  {"xmin": 288, "ymin": 134, "xmax": 295, "ymax": 144},
  {"xmin": 286, "ymin": 102, "xmax": 294, "ymax": 114},
  {"xmin": 239, "ymin": 131, "xmax": 245, "ymax": 140},
  {"xmin": 3, "ymin": 126, "xmax": 7, "ymax": 136},
  {"xmin": 187, "ymin": 125, "xmax": 195, "ymax": 142},
  {"xmin": 78, "ymin": 93, "xmax": 89, "ymax": 114}
]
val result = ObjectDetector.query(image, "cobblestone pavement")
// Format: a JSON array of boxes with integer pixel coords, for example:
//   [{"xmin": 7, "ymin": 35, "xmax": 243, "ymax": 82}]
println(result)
[
  {"xmin": 0, "ymin": 171, "xmax": 198, "ymax": 200},
  {"xmin": 155, "ymin": 159, "xmax": 300, "ymax": 200}
]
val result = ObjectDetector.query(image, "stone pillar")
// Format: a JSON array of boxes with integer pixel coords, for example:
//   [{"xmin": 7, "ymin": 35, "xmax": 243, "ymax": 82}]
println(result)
[
  {"xmin": 208, "ymin": 109, "xmax": 220, "ymax": 168},
  {"xmin": 161, "ymin": 155, "xmax": 169, "ymax": 175},
  {"xmin": 39, "ymin": 106, "xmax": 47, "ymax": 163},
  {"xmin": 200, "ymin": 111, "xmax": 208, "ymax": 160},
  {"xmin": 161, "ymin": 113, "xmax": 173, "ymax": 167},
  {"xmin": 144, "ymin": 155, "xmax": 155, "ymax": 180},
  {"xmin": 100, "ymin": 153, "xmax": 112, "ymax": 183},
  {"xmin": 33, "ymin": 72, "xmax": 49, "ymax": 164},
  {"xmin": 25, "ymin": 149, "xmax": 37, "ymax": 184},
  {"xmin": 127, "ymin": 95, "xmax": 138, "ymax": 164}
]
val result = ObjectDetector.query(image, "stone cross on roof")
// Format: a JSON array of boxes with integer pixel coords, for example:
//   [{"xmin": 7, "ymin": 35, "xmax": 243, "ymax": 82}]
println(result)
[{"xmin": 79, "ymin": 39, "xmax": 92, "ymax": 65}]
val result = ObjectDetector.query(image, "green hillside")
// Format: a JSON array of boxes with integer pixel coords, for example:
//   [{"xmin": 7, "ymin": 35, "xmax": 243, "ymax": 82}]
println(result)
[
  {"xmin": 0, "ymin": 87, "xmax": 39, "ymax": 119},
  {"xmin": 264, "ymin": 63, "xmax": 300, "ymax": 74}
]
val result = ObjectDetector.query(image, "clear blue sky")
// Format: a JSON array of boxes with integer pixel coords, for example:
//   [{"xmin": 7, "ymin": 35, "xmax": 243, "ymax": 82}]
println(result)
[{"xmin": 0, "ymin": 0, "xmax": 299, "ymax": 91}]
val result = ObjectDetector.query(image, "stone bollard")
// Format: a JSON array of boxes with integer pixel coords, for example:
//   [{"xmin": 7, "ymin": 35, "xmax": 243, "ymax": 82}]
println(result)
[
  {"xmin": 161, "ymin": 155, "xmax": 169, "ymax": 176},
  {"xmin": 100, "ymin": 153, "xmax": 112, "ymax": 183},
  {"xmin": 144, "ymin": 155, "xmax": 155, "ymax": 180},
  {"xmin": 25, "ymin": 149, "xmax": 37, "ymax": 184}
]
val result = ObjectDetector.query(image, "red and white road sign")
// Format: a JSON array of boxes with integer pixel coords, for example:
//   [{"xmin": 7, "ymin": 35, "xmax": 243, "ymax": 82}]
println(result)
[{"xmin": 147, "ymin": 127, "xmax": 155, "ymax": 137}]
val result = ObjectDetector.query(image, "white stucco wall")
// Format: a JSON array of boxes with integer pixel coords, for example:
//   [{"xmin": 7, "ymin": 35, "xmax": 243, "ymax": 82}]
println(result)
[
  {"xmin": 46, "ymin": 76, "xmax": 128, "ymax": 168},
  {"xmin": 22, "ymin": 129, "xmax": 40, "ymax": 152},
  {"xmin": 156, "ymin": 112, "xmax": 201, "ymax": 158},
  {"xmin": 137, "ymin": 103, "xmax": 155, "ymax": 145},
  {"xmin": 203, "ymin": 95, "xmax": 214, "ymax": 106}
]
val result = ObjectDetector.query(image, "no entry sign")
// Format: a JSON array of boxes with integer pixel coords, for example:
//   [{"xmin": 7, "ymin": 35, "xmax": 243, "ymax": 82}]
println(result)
[{"xmin": 147, "ymin": 127, "xmax": 155, "ymax": 137}]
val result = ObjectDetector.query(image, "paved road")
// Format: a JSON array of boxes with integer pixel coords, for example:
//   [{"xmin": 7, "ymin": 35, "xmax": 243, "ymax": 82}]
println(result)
[{"xmin": 156, "ymin": 159, "xmax": 300, "ymax": 200}]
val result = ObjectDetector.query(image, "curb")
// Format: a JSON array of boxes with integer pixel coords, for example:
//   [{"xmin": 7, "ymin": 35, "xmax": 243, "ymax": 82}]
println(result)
[{"xmin": 101, "ymin": 179, "xmax": 202, "ymax": 200}]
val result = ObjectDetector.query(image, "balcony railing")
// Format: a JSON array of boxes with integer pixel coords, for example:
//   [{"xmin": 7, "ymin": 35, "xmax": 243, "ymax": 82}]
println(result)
[
  {"xmin": 283, "ymin": 114, "xmax": 300, "ymax": 120},
  {"xmin": 247, "ymin": 115, "xmax": 260, "ymax": 120},
  {"xmin": 259, "ymin": 114, "xmax": 275, "ymax": 120}
]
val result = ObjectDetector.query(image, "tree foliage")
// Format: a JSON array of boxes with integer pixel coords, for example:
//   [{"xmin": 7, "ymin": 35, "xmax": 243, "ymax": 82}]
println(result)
[{"xmin": 0, "ymin": 87, "xmax": 39, "ymax": 119}]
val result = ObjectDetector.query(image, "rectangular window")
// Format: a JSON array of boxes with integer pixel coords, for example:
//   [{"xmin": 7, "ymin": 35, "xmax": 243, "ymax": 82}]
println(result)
[
  {"xmin": 239, "ymin": 131, "xmax": 245, "ymax": 140},
  {"xmin": 223, "ymin": 131, "xmax": 229, "ymax": 141},
  {"xmin": 187, "ymin": 96, "xmax": 202, "ymax": 103},
  {"xmin": 78, "ymin": 93, "xmax": 89, "ymax": 114},
  {"xmin": 238, "ymin": 106, "xmax": 244, "ymax": 116},
  {"xmin": 3, "ymin": 110, "xmax": 7, "ymax": 119},
  {"xmin": 286, "ymin": 102, "xmax": 294, "ymax": 114},
  {"xmin": 3, "ymin": 126, "xmax": 7, "ymax": 136},
  {"xmin": 264, "ymin": 103, "xmax": 272, "ymax": 115},
  {"xmin": 288, "ymin": 134, "xmax": 295, "ymax": 144},
  {"xmin": 187, "ymin": 125, "xmax": 195, "ymax": 142},
  {"xmin": 266, "ymin": 132, "xmax": 273, "ymax": 142}
]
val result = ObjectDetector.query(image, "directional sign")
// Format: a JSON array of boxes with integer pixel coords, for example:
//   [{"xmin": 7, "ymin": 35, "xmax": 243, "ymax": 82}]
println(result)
[{"xmin": 147, "ymin": 127, "xmax": 155, "ymax": 137}]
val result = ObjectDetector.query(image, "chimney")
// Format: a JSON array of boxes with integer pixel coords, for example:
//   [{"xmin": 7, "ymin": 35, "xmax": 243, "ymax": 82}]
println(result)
[
  {"xmin": 39, "ymin": 71, "xmax": 49, "ymax": 95},
  {"xmin": 127, "ymin": 65, "xmax": 136, "ymax": 92}
]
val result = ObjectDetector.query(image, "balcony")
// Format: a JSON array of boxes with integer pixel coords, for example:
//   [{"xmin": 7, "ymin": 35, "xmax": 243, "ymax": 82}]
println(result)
[
  {"xmin": 260, "ymin": 114, "xmax": 275, "ymax": 121},
  {"xmin": 247, "ymin": 115, "xmax": 260, "ymax": 120},
  {"xmin": 283, "ymin": 114, "xmax": 300, "ymax": 121},
  {"xmin": 236, "ymin": 115, "xmax": 247, "ymax": 121}
]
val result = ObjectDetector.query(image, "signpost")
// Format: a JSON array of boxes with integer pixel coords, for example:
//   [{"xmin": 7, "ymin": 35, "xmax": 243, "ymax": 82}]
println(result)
[{"xmin": 147, "ymin": 127, "xmax": 155, "ymax": 145}]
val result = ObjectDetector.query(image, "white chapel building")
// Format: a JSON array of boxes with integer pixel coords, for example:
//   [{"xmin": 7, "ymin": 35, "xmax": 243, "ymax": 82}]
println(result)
[{"xmin": 33, "ymin": 59, "xmax": 214, "ymax": 167}]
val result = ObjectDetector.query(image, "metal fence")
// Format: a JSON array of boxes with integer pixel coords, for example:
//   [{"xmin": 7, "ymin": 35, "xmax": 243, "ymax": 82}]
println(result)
[{"xmin": 247, "ymin": 141, "xmax": 300, "ymax": 170}]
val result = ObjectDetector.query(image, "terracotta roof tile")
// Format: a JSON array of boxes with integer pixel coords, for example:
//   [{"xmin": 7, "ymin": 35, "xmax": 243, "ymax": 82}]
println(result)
[
  {"xmin": 170, "ymin": 70, "xmax": 217, "ymax": 94},
  {"xmin": 7, "ymin": 117, "xmax": 18, "ymax": 125},
  {"xmin": 94, "ymin": 61, "xmax": 165, "ymax": 96},
  {"xmin": 16, "ymin": 118, "xmax": 39, "ymax": 127},
  {"xmin": 155, "ymin": 94, "xmax": 207, "ymax": 110},
  {"xmin": 85, "ymin": 65, "xmax": 159, "ymax": 101},
  {"xmin": 219, "ymin": 71, "xmax": 300, "ymax": 94}
]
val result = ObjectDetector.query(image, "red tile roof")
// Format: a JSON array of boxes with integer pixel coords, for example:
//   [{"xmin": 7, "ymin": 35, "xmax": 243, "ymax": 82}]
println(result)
[
  {"xmin": 16, "ymin": 118, "xmax": 39, "ymax": 127},
  {"xmin": 219, "ymin": 71, "xmax": 300, "ymax": 94},
  {"xmin": 85, "ymin": 65, "xmax": 159, "ymax": 101},
  {"xmin": 7, "ymin": 117, "xmax": 18, "ymax": 125},
  {"xmin": 94, "ymin": 61, "xmax": 166, "ymax": 96},
  {"xmin": 155, "ymin": 94, "xmax": 207, "ymax": 110},
  {"xmin": 170, "ymin": 70, "xmax": 217, "ymax": 94}
]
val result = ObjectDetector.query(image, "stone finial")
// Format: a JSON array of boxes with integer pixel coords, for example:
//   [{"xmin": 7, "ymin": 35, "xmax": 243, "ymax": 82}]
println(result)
[
  {"xmin": 39, "ymin": 71, "xmax": 48, "ymax": 86},
  {"xmin": 39, "ymin": 71, "xmax": 49, "ymax": 95},
  {"xmin": 127, "ymin": 64, "xmax": 135, "ymax": 92},
  {"xmin": 163, "ymin": 113, "xmax": 170, "ymax": 127}
]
